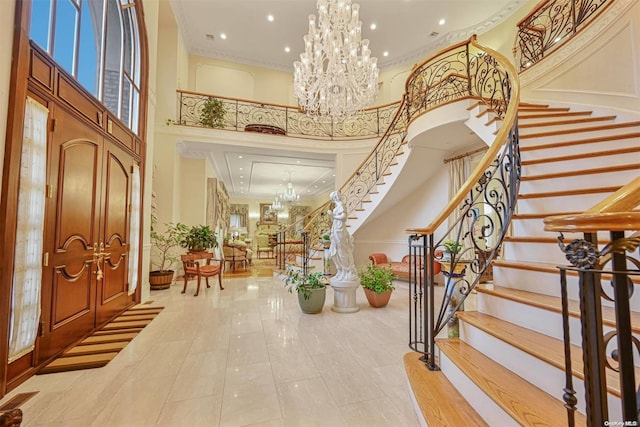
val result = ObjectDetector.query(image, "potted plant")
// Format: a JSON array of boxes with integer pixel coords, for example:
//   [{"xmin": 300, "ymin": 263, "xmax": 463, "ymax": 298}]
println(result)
[
  {"xmin": 284, "ymin": 268, "xmax": 327, "ymax": 314},
  {"xmin": 441, "ymin": 239, "xmax": 467, "ymax": 276},
  {"xmin": 443, "ymin": 239, "xmax": 463, "ymax": 258},
  {"xmin": 321, "ymin": 234, "xmax": 331, "ymax": 249},
  {"xmin": 149, "ymin": 221, "xmax": 189, "ymax": 289},
  {"xmin": 358, "ymin": 263, "xmax": 395, "ymax": 308},
  {"xmin": 199, "ymin": 97, "xmax": 226, "ymax": 128},
  {"xmin": 180, "ymin": 224, "xmax": 218, "ymax": 253}
]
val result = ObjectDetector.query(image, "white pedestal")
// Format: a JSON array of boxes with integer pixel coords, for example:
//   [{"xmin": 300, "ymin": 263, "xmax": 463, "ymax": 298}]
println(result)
[{"xmin": 330, "ymin": 278, "xmax": 360, "ymax": 313}]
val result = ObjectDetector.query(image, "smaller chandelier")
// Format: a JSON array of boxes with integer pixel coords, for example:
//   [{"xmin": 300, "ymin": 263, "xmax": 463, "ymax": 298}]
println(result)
[
  {"xmin": 280, "ymin": 178, "xmax": 300, "ymax": 205},
  {"xmin": 270, "ymin": 196, "xmax": 283, "ymax": 213},
  {"xmin": 293, "ymin": 0, "xmax": 379, "ymax": 118}
]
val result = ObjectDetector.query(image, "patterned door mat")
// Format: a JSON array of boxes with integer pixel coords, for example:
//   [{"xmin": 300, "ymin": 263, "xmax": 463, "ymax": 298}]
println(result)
[{"xmin": 38, "ymin": 304, "xmax": 163, "ymax": 374}]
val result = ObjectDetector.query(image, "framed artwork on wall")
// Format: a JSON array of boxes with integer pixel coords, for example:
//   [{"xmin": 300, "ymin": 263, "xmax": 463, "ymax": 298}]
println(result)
[{"xmin": 260, "ymin": 203, "xmax": 277, "ymax": 224}]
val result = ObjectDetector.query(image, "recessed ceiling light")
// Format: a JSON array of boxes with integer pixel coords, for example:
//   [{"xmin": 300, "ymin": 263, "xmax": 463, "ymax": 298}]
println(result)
[
  {"xmin": 383, "ymin": 51, "xmax": 389, "ymax": 57},
  {"xmin": 239, "ymin": 167, "xmax": 243, "ymax": 171},
  {"xmin": 238, "ymin": 155, "xmax": 243, "ymax": 158},
  {"xmin": 220, "ymin": 33, "xmax": 227, "ymax": 40},
  {"xmin": 370, "ymin": 23, "xmax": 376, "ymax": 30},
  {"xmin": 240, "ymin": 175, "xmax": 244, "ymax": 178},
  {"xmin": 267, "ymin": 14, "xmax": 274, "ymax": 22},
  {"xmin": 439, "ymin": 18, "xmax": 446, "ymax": 26},
  {"xmin": 285, "ymin": 46, "xmax": 290, "ymax": 53}
]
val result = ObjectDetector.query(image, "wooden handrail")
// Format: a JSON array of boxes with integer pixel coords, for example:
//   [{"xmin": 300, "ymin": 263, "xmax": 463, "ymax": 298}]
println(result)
[
  {"xmin": 407, "ymin": 37, "xmax": 521, "ymax": 235},
  {"xmin": 544, "ymin": 176, "xmax": 640, "ymax": 232}
]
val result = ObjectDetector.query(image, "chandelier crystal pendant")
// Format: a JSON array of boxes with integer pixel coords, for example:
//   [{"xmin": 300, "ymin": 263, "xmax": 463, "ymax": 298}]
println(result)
[{"xmin": 293, "ymin": 0, "xmax": 379, "ymax": 118}]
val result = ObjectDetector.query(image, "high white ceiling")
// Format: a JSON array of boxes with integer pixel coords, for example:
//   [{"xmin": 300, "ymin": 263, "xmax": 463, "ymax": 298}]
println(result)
[{"xmin": 168, "ymin": 0, "xmax": 525, "ymax": 201}]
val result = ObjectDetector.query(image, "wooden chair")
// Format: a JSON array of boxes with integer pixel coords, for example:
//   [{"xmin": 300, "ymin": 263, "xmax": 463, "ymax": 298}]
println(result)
[{"xmin": 180, "ymin": 252, "xmax": 223, "ymax": 296}]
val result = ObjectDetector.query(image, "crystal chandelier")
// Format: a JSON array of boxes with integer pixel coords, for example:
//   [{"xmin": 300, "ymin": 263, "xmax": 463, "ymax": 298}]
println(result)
[
  {"xmin": 270, "ymin": 196, "xmax": 283, "ymax": 213},
  {"xmin": 279, "ymin": 173, "xmax": 300, "ymax": 205},
  {"xmin": 293, "ymin": 0, "xmax": 379, "ymax": 118}
]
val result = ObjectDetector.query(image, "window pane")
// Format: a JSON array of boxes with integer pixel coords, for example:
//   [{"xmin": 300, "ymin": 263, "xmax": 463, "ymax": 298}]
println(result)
[
  {"xmin": 30, "ymin": 0, "xmax": 52, "ymax": 51},
  {"xmin": 77, "ymin": 0, "xmax": 104, "ymax": 97},
  {"xmin": 130, "ymin": 87, "xmax": 139, "ymax": 133},
  {"xmin": 102, "ymin": 0, "xmax": 122, "ymax": 115},
  {"xmin": 122, "ymin": 6, "xmax": 132, "ymax": 77},
  {"xmin": 121, "ymin": 77, "xmax": 131, "ymax": 127},
  {"xmin": 53, "ymin": 0, "xmax": 79, "ymax": 75}
]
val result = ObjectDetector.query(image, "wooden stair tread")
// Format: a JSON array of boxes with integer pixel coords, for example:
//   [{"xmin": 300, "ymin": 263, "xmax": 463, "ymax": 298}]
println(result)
[
  {"xmin": 492, "ymin": 259, "xmax": 640, "ymax": 284},
  {"xmin": 520, "ymin": 131, "xmax": 640, "ymax": 152},
  {"xmin": 437, "ymin": 338, "xmax": 587, "ymax": 426},
  {"xmin": 456, "ymin": 311, "xmax": 631, "ymax": 398},
  {"xmin": 518, "ymin": 115, "xmax": 616, "ymax": 129},
  {"xmin": 403, "ymin": 352, "xmax": 488, "ymax": 426},
  {"xmin": 522, "ymin": 146, "xmax": 640, "ymax": 165},
  {"xmin": 520, "ymin": 121, "xmax": 640, "ymax": 139},
  {"xmin": 518, "ymin": 186, "xmax": 621, "ymax": 199},
  {"xmin": 475, "ymin": 284, "xmax": 640, "ymax": 335},
  {"xmin": 512, "ymin": 212, "xmax": 580, "ymax": 220},
  {"xmin": 521, "ymin": 163, "xmax": 640, "ymax": 181}
]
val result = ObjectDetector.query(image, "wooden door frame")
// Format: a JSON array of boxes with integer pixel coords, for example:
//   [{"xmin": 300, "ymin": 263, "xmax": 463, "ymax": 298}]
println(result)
[{"xmin": 0, "ymin": 0, "xmax": 149, "ymax": 397}]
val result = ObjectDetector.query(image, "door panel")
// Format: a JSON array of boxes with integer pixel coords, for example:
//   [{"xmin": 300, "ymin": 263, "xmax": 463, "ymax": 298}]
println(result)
[
  {"xmin": 39, "ymin": 108, "xmax": 101, "ymax": 363},
  {"xmin": 95, "ymin": 141, "xmax": 130, "ymax": 326}
]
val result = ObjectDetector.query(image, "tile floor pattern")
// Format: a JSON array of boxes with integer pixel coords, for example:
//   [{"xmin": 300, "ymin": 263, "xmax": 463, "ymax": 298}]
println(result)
[{"xmin": 1, "ymin": 274, "xmax": 425, "ymax": 427}]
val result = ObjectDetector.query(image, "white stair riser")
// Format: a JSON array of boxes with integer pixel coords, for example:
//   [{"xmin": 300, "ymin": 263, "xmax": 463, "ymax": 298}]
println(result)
[
  {"xmin": 491, "ymin": 266, "xmax": 640, "ymax": 311},
  {"xmin": 502, "ymin": 241, "xmax": 571, "ymax": 264},
  {"xmin": 520, "ymin": 136, "xmax": 640, "ymax": 161},
  {"xmin": 520, "ymin": 120, "xmax": 617, "ymax": 135},
  {"xmin": 459, "ymin": 320, "xmax": 587, "ymax": 414},
  {"xmin": 518, "ymin": 113, "xmax": 593, "ymax": 125},
  {"xmin": 438, "ymin": 349, "xmax": 518, "ymax": 426},
  {"xmin": 517, "ymin": 192, "xmax": 614, "ymax": 214},
  {"xmin": 511, "ymin": 219, "xmax": 610, "ymax": 241},
  {"xmin": 520, "ymin": 127, "xmax": 639, "ymax": 146},
  {"xmin": 522, "ymin": 154, "xmax": 640, "ymax": 176},
  {"xmin": 492, "ymin": 265, "xmax": 575, "ymax": 298},
  {"xmin": 519, "ymin": 169, "xmax": 635, "ymax": 194}
]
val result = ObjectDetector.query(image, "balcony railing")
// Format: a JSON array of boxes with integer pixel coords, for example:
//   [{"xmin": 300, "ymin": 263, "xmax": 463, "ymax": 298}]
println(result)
[
  {"xmin": 514, "ymin": 0, "xmax": 611, "ymax": 71},
  {"xmin": 175, "ymin": 90, "xmax": 400, "ymax": 141}
]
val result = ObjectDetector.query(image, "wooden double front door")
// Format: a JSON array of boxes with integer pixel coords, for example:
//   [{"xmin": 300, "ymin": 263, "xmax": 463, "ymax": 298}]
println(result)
[{"xmin": 37, "ymin": 106, "xmax": 134, "ymax": 363}]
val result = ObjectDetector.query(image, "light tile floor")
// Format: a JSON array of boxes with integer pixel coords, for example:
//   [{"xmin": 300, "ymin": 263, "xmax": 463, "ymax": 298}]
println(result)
[{"xmin": 1, "ymin": 274, "xmax": 427, "ymax": 427}]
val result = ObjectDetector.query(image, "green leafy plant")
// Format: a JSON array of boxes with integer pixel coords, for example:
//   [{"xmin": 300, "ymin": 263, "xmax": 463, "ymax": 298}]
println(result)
[
  {"xmin": 180, "ymin": 224, "xmax": 218, "ymax": 252},
  {"xmin": 199, "ymin": 97, "xmax": 226, "ymax": 128},
  {"xmin": 284, "ymin": 268, "xmax": 327, "ymax": 300},
  {"xmin": 150, "ymin": 220, "xmax": 189, "ymax": 272},
  {"xmin": 443, "ymin": 239, "xmax": 463, "ymax": 254},
  {"xmin": 358, "ymin": 263, "xmax": 395, "ymax": 294},
  {"xmin": 322, "ymin": 234, "xmax": 330, "ymax": 241}
]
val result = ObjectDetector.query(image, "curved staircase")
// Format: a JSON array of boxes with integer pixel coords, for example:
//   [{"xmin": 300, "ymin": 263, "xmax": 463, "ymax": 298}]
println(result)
[{"xmin": 406, "ymin": 101, "xmax": 640, "ymax": 426}]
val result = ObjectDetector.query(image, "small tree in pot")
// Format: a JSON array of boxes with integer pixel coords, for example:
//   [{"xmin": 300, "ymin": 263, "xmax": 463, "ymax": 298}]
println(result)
[
  {"xmin": 150, "ymin": 221, "xmax": 189, "ymax": 289},
  {"xmin": 180, "ymin": 224, "xmax": 218, "ymax": 253},
  {"xmin": 359, "ymin": 263, "xmax": 395, "ymax": 308}
]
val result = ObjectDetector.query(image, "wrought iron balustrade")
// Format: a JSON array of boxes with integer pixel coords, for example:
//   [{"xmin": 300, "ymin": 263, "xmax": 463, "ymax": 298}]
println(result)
[
  {"xmin": 553, "ymin": 231, "xmax": 640, "ymax": 426},
  {"xmin": 175, "ymin": 90, "xmax": 399, "ymax": 141},
  {"xmin": 405, "ymin": 36, "xmax": 521, "ymax": 370},
  {"xmin": 514, "ymin": 0, "xmax": 611, "ymax": 71}
]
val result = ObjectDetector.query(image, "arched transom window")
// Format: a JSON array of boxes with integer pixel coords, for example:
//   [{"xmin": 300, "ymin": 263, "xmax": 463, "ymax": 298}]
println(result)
[{"xmin": 30, "ymin": 0, "xmax": 142, "ymax": 134}]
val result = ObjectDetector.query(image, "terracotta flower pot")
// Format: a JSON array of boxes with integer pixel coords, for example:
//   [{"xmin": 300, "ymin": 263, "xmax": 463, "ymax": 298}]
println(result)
[{"xmin": 363, "ymin": 288, "xmax": 392, "ymax": 308}]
